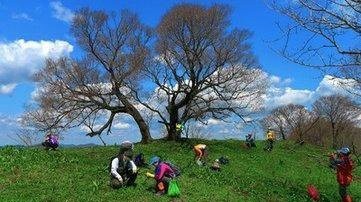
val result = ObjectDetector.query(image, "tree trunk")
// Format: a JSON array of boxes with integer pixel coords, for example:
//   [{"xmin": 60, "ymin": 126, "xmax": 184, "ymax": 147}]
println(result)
[
  {"xmin": 280, "ymin": 127, "xmax": 286, "ymax": 140},
  {"xmin": 117, "ymin": 92, "xmax": 152, "ymax": 143},
  {"xmin": 331, "ymin": 122, "xmax": 337, "ymax": 149},
  {"xmin": 166, "ymin": 107, "xmax": 180, "ymax": 141},
  {"xmin": 129, "ymin": 107, "xmax": 152, "ymax": 143}
]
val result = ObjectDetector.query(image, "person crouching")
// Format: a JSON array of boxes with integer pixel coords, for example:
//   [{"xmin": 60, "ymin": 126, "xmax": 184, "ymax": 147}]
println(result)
[
  {"xmin": 110, "ymin": 143, "xmax": 138, "ymax": 189},
  {"xmin": 42, "ymin": 134, "xmax": 59, "ymax": 150},
  {"xmin": 193, "ymin": 144, "xmax": 208, "ymax": 165},
  {"xmin": 147, "ymin": 156, "xmax": 176, "ymax": 196}
]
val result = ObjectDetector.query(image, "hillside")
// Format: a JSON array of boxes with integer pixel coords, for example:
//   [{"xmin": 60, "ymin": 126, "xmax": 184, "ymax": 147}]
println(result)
[{"xmin": 0, "ymin": 139, "xmax": 360, "ymax": 201}]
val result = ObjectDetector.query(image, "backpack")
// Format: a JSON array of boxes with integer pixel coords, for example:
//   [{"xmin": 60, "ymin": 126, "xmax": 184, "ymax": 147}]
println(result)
[
  {"xmin": 219, "ymin": 156, "xmax": 229, "ymax": 165},
  {"xmin": 164, "ymin": 161, "xmax": 181, "ymax": 177},
  {"xmin": 134, "ymin": 153, "xmax": 147, "ymax": 167}
]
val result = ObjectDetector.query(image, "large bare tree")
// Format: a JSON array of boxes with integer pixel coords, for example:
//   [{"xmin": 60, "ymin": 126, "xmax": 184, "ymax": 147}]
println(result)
[
  {"xmin": 313, "ymin": 95, "xmax": 361, "ymax": 148},
  {"xmin": 136, "ymin": 4, "xmax": 267, "ymax": 141},
  {"xmin": 23, "ymin": 8, "xmax": 153, "ymax": 143},
  {"xmin": 271, "ymin": 0, "xmax": 361, "ymax": 94}
]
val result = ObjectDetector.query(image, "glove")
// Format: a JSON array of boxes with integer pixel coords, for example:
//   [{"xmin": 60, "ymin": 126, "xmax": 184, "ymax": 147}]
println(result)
[
  {"xmin": 117, "ymin": 176, "xmax": 123, "ymax": 183},
  {"xmin": 146, "ymin": 172, "xmax": 155, "ymax": 178}
]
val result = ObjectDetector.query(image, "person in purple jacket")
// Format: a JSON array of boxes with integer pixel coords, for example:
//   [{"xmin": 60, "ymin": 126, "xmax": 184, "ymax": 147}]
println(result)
[
  {"xmin": 146, "ymin": 156, "xmax": 175, "ymax": 195},
  {"xmin": 42, "ymin": 134, "xmax": 59, "ymax": 150}
]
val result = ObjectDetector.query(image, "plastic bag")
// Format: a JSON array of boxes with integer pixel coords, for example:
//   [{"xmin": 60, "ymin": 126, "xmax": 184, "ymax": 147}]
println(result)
[{"xmin": 167, "ymin": 180, "xmax": 180, "ymax": 197}]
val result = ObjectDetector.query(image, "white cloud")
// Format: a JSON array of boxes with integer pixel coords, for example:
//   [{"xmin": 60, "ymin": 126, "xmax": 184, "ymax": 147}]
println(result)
[
  {"xmin": 315, "ymin": 75, "xmax": 359, "ymax": 97},
  {"xmin": 50, "ymin": 1, "xmax": 74, "ymax": 23},
  {"xmin": 12, "ymin": 13, "xmax": 33, "ymax": 21},
  {"xmin": 206, "ymin": 118, "xmax": 222, "ymax": 126},
  {"xmin": 272, "ymin": 87, "xmax": 314, "ymax": 107},
  {"xmin": 0, "ymin": 39, "xmax": 73, "ymax": 90},
  {"xmin": 80, "ymin": 124, "xmax": 102, "ymax": 133},
  {"xmin": 0, "ymin": 83, "xmax": 17, "ymax": 94},
  {"xmin": 113, "ymin": 122, "xmax": 131, "ymax": 129},
  {"xmin": 265, "ymin": 74, "xmax": 359, "ymax": 110},
  {"xmin": 269, "ymin": 75, "xmax": 281, "ymax": 84}
]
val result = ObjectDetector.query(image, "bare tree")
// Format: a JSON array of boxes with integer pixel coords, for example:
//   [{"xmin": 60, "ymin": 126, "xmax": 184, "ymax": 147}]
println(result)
[
  {"xmin": 313, "ymin": 95, "xmax": 361, "ymax": 148},
  {"xmin": 261, "ymin": 110, "xmax": 287, "ymax": 140},
  {"xmin": 136, "ymin": 4, "xmax": 267, "ymax": 141},
  {"xmin": 7, "ymin": 127, "xmax": 41, "ymax": 146},
  {"xmin": 261, "ymin": 104, "xmax": 318, "ymax": 141},
  {"xmin": 24, "ymin": 8, "xmax": 153, "ymax": 143},
  {"xmin": 271, "ymin": 0, "xmax": 361, "ymax": 93}
]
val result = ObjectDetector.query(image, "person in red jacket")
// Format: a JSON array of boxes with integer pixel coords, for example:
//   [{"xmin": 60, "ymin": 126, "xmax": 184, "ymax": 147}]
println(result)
[{"xmin": 330, "ymin": 147, "xmax": 354, "ymax": 202}]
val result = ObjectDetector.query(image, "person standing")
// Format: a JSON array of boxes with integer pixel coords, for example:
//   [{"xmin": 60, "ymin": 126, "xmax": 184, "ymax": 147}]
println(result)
[
  {"xmin": 264, "ymin": 128, "xmax": 276, "ymax": 151},
  {"xmin": 330, "ymin": 147, "xmax": 354, "ymax": 202}
]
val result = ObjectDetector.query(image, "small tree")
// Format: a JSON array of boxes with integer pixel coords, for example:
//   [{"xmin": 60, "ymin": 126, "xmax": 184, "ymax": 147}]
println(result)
[
  {"xmin": 313, "ymin": 95, "xmax": 361, "ymax": 148},
  {"xmin": 24, "ymin": 8, "xmax": 153, "ymax": 143},
  {"xmin": 137, "ymin": 4, "xmax": 267, "ymax": 141},
  {"xmin": 7, "ymin": 127, "xmax": 41, "ymax": 147}
]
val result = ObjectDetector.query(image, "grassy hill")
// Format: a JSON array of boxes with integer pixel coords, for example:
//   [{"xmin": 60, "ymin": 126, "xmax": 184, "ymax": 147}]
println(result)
[{"xmin": 0, "ymin": 139, "xmax": 360, "ymax": 201}]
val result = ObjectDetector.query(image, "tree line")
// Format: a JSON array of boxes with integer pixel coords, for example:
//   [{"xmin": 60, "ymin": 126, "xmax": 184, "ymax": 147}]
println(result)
[{"xmin": 261, "ymin": 95, "xmax": 361, "ymax": 150}]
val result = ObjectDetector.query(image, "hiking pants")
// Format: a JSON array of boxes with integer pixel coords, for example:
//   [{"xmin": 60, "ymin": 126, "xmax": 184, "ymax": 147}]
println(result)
[
  {"xmin": 339, "ymin": 184, "xmax": 348, "ymax": 199},
  {"xmin": 110, "ymin": 172, "xmax": 138, "ymax": 189},
  {"xmin": 265, "ymin": 139, "xmax": 274, "ymax": 151},
  {"xmin": 156, "ymin": 177, "xmax": 172, "ymax": 192},
  {"xmin": 42, "ymin": 141, "xmax": 58, "ymax": 150}
]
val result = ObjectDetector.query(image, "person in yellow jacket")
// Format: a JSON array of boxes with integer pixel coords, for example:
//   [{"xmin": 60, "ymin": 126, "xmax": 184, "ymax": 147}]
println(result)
[
  {"xmin": 193, "ymin": 144, "xmax": 208, "ymax": 165},
  {"xmin": 264, "ymin": 128, "xmax": 276, "ymax": 151}
]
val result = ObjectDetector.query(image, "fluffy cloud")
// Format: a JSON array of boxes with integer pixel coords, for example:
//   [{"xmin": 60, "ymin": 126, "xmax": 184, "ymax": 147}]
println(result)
[
  {"xmin": 0, "ymin": 39, "xmax": 73, "ymax": 94},
  {"xmin": 113, "ymin": 122, "xmax": 131, "ymax": 129},
  {"xmin": 265, "ymin": 74, "xmax": 358, "ymax": 110},
  {"xmin": 266, "ymin": 87, "xmax": 314, "ymax": 108},
  {"xmin": 50, "ymin": 1, "xmax": 74, "ymax": 23},
  {"xmin": 0, "ymin": 83, "xmax": 17, "ymax": 94},
  {"xmin": 315, "ymin": 75, "xmax": 359, "ymax": 97},
  {"xmin": 206, "ymin": 118, "xmax": 223, "ymax": 126},
  {"xmin": 12, "ymin": 13, "xmax": 33, "ymax": 21},
  {"xmin": 80, "ymin": 125, "xmax": 102, "ymax": 133}
]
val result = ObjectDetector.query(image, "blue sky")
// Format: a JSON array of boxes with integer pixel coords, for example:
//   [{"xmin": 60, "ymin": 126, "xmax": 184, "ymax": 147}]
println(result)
[{"xmin": 0, "ymin": 0, "xmax": 356, "ymax": 146}]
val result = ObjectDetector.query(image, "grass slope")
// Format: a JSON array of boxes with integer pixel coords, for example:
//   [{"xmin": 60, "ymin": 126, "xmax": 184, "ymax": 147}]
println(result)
[{"xmin": 0, "ymin": 139, "xmax": 360, "ymax": 202}]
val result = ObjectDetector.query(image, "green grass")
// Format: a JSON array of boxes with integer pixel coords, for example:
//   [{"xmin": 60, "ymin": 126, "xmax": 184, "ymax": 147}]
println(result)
[{"xmin": 0, "ymin": 139, "xmax": 360, "ymax": 201}]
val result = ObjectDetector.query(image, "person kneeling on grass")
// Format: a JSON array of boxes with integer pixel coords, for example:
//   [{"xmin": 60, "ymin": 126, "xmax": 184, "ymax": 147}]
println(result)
[
  {"xmin": 109, "ymin": 141, "xmax": 138, "ymax": 189},
  {"xmin": 193, "ymin": 144, "xmax": 208, "ymax": 166},
  {"xmin": 42, "ymin": 133, "xmax": 59, "ymax": 150},
  {"xmin": 146, "ymin": 156, "xmax": 176, "ymax": 196},
  {"xmin": 329, "ymin": 147, "xmax": 354, "ymax": 202}
]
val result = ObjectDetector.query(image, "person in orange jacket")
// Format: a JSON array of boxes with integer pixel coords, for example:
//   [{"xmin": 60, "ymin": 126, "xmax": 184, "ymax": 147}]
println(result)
[{"xmin": 330, "ymin": 147, "xmax": 354, "ymax": 202}]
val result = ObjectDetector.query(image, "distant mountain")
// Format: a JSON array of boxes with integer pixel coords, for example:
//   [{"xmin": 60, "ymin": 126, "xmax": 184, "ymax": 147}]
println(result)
[
  {"xmin": 60, "ymin": 143, "xmax": 100, "ymax": 148},
  {"xmin": 0, "ymin": 143, "xmax": 101, "ymax": 149}
]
